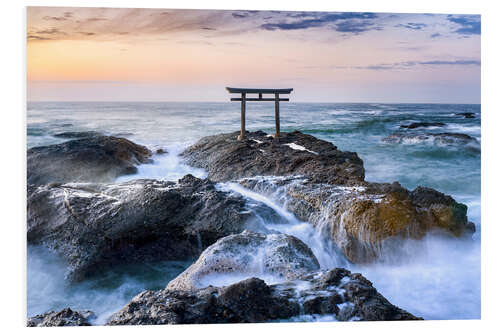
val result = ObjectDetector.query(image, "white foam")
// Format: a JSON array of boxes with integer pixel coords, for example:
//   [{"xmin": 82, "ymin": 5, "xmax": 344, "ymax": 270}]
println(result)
[{"xmin": 284, "ymin": 143, "xmax": 318, "ymax": 155}]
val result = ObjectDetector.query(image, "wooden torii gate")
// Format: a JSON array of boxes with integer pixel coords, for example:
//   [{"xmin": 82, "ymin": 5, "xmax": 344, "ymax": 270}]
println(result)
[{"xmin": 226, "ymin": 87, "xmax": 293, "ymax": 140}]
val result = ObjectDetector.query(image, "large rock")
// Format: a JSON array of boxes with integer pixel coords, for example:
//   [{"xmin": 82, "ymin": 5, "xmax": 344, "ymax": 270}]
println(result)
[
  {"xmin": 240, "ymin": 176, "xmax": 474, "ymax": 263},
  {"xmin": 27, "ymin": 175, "xmax": 252, "ymax": 281},
  {"xmin": 27, "ymin": 308, "xmax": 95, "ymax": 327},
  {"xmin": 106, "ymin": 268, "xmax": 421, "ymax": 325},
  {"xmin": 27, "ymin": 136, "xmax": 152, "ymax": 185},
  {"xmin": 181, "ymin": 130, "xmax": 364, "ymax": 185},
  {"xmin": 167, "ymin": 230, "xmax": 320, "ymax": 291}
]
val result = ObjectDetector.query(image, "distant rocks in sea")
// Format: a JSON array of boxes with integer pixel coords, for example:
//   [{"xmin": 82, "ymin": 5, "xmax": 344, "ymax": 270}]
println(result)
[
  {"xmin": 382, "ymin": 132, "xmax": 479, "ymax": 150},
  {"xmin": 27, "ymin": 308, "xmax": 95, "ymax": 327},
  {"xmin": 399, "ymin": 122, "xmax": 445, "ymax": 129},
  {"xmin": 455, "ymin": 112, "xmax": 476, "ymax": 118},
  {"xmin": 27, "ymin": 136, "xmax": 152, "ymax": 185},
  {"xmin": 53, "ymin": 131, "xmax": 103, "ymax": 138}
]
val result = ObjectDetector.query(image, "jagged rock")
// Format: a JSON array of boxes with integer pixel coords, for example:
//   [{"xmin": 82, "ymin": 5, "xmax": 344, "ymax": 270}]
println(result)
[
  {"xmin": 27, "ymin": 308, "xmax": 95, "ymax": 327},
  {"xmin": 239, "ymin": 176, "xmax": 473, "ymax": 263},
  {"xmin": 400, "ymin": 122, "xmax": 445, "ymax": 129},
  {"xmin": 27, "ymin": 175, "xmax": 252, "ymax": 281},
  {"xmin": 181, "ymin": 130, "xmax": 364, "ymax": 185},
  {"xmin": 27, "ymin": 136, "xmax": 153, "ymax": 185},
  {"xmin": 167, "ymin": 230, "xmax": 320, "ymax": 291},
  {"xmin": 106, "ymin": 268, "xmax": 421, "ymax": 325}
]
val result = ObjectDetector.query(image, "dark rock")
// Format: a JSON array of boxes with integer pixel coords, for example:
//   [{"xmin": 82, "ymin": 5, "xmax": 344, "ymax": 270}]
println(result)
[
  {"xmin": 53, "ymin": 131, "xmax": 103, "ymax": 138},
  {"xmin": 240, "ymin": 177, "xmax": 474, "ymax": 263},
  {"xmin": 27, "ymin": 175, "xmax": 252, "ymax": 281},
  {"xmin": 455, "ymin": 112, "xmax": 475, "ymax": 118},
  {"xmin": 27, "ymin": 308, "xmax": 95, "ymax": 327},
  {"xmin": 382, "ymin": 132, "xmax": 479, "ymax": 150},
  {"xmin": 167, "ymin": 230, "xmax": 320, "ymax": 291},
  {"xmin": 181, "ymin": 130, "xmax": 364, "ymax": 185},
  {"xmin": 156, "ymin": 148, "xmax": 167, "ymax": 154},
  {"xmin": 27, "ymin": 136, "xmax": 153, "ymax": 185},
  {"xmin": 106, "ymin": 268, "xmax": 421, "ymax": 325},
  {"xmin": 400, "ymin": 122, "xmax": 445, "ymax": 129}
]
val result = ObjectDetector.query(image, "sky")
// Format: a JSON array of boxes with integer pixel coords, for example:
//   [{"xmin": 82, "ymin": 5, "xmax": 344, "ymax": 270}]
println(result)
[{"xmin": 26, "ymin": 7, "xmax": 481, "ymax": 103}]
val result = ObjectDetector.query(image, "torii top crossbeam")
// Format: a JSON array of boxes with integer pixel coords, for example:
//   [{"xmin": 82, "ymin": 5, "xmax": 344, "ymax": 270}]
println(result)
[{"xmin": 226, "ymin": 87, "xmax": 293, "ymax": 140}]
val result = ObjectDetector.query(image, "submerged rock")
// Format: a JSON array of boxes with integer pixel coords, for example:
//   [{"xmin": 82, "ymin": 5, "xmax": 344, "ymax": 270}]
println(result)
[
  {"xmin": 27, "ymin": 136, "xmax": 153, "ymax": 185},
  {"xmin": 382, "ymin": 132, "xmax": 479, "ymax": 150},
  {"xmin": 455, "ymin": 112, "xmax": 476, "ymax": 118},
  {"xmin": 27, "ymin": 175, "xmax": 251, "ymax": 281},
  {"xmin": 106, "ymin": 268, "xmax": 420, "ymax": 325},
  {"xmin": 181, "ymin": 130, "xmax": 364, "ymax": 185},
  {"xmin": 400, "ymin": 122, "xmax": 445, "ymax": 129},
  {"xmin": 27, "ymin": 308, "xmax": 95, "ymax": 327},
  {"xmin": 240, "ymin": 177, "xmax": 473, "ymax": 263},
  {"xmin": 53, "ymin": 131, "xmax": 103, "ymax": 138},
  {"xmin": 167, "ymin": 230, "xmax": 320, "ymax": 291}
]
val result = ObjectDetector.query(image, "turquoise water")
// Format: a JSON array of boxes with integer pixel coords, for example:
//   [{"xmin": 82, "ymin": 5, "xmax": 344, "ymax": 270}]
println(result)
[{"xmin": 27, "ymin": 102, "xmax": 481, "ymax": 321}]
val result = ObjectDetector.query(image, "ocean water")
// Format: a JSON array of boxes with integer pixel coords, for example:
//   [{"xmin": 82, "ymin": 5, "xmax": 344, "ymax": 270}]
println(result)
[{"xmin": 27, "ymin": 102, "xmax": 481, "ymax": 322}]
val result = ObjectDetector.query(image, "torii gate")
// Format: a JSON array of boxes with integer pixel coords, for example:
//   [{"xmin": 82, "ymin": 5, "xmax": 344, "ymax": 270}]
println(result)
[{"xmin": 226, "ymin": 87, "xmax": 293, "ymax": 140}]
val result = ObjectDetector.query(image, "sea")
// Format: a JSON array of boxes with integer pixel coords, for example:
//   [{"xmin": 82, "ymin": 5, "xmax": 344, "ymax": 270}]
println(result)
[{"xmin": 26, "ymin": 102, "xmax": 481, "ymax": 323}]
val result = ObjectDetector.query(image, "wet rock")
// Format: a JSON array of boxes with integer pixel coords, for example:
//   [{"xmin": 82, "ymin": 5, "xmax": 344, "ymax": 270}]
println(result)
[
  {"xmin": 240, "ymin": 176, "xmax": 473, "ymax": 263},
  {"xmin": 106, "ymin": 268, "xmax": 420, "ymax": 325},
  {"xmin": 181, "ymin": 130, "xmax": 364, "ymax": 185},
  {"xmin": 167, "ymin": 230, "xmax": 320, "ymax": 291},
  {"xmin": 156, "ymin": 148, "xmax": 167, "ymax": 154},
  {"xmin": 53, "ymin": 131, "xmax": 103, "ymax": 138},
  {"xmin": 27, "ymin": 308, "xmax": 95, "ymax": 327},
  {"xmin": 455, "ymin": 112, "xmax": 475, "ymax": 118},
  {"xmin": 27, "ymin": 136, "xmax": 153, "ymax": 185},
  {"xmin": 383, "ymin": 132, "xmax": 478, "ymax": 146},
  {"xmin": 27, "ymin": 175, "xmax": 251, "ymax": 281},
  {"xmin": 400, "ymin": 122, "xmax": 445, "ymax": 129}
]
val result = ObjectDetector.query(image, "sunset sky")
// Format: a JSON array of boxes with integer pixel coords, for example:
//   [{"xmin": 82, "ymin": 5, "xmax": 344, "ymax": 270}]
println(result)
[{"xmin": 27, "ymin": 7, "xmax": 481, "ymax": 103}]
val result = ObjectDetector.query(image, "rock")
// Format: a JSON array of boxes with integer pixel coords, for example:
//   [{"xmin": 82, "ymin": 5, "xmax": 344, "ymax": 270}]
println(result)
[
  {"xmin": 27, "ymin": 175, "xmax": 252, "ymax": 281},
  {"xmin": 167, "ymin": 230, "xmax": 320, "ymax": 291},
  {"xmin": 181, "ymin": 130, "xmax": 364, "ymax": 185},
  {"xmin": 106, "ymin": 268, "xmax": 421, "ymax": 325},
  {"xmin": 455, "ymin": 112, "xmax": 475, "ymax": 118},
  {"xmin": 53, "ymin": 131, "xmax": 103, "ymax": 138},
  {"xmin": 156, "ymin": 148, "xmax": 167, "ymax": 154},
  {"xmin": 240, "ymin": 176, "xmax": 473, "ymax": 263},
  {"xmin": 27, "ymin": 136, "xmax": 153, "ymax": 185},
  {"xmin": 27, "ymin": 308, "xmax": 95, "ymax": 327},
  {"xmin": 400, "ymin": 122, "xmax": 445, "ymax": 129},
  {"xmin": 382, "ymin": 132, "xmax": 479, "ymax": 150}
]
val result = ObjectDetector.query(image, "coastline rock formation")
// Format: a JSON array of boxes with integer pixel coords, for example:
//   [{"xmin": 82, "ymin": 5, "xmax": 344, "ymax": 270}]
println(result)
[
  {"xmin": 167, "ymin": 230, "xmax": 320, "ymax": 291},
  {"xmin": 181, "ymin": 130, "xmax": 365, "ymax": 185},
  {"xmin": 399, "ymin": 122, "xmax": 445, "ymax": 129},
  {"xmin": 27, "ymin": 136, "xmax": 153, "ymax": 185},
  {"xmin": 27, "ymin": 175, "xmax": 252, "ymax": 281},
  {"xmin": 27, "ymin": 308, "xmax": 95, "ymax": 327},
  {"xmin": 240, "ymin": 176, "xmax": 473, "ymax": 263},
  {"xmin": 106, "ymin": 269, "xmax": 421, "ymax": 325},
  {"xmin": 383, "ymin": 132, "xmax": 478, "ymax": 147},
  {"xmin": 182, "ymin": 130, "xmax": 475, "ymax": 263}
]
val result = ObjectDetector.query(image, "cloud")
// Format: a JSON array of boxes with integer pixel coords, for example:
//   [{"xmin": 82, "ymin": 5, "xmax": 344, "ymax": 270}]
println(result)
[
  {"xmin": 35, "ymin": 28, "xmax": 66, "ymax": 35},
  {"xmin": 260, "ymin": 12, "xmax": 378, "ymax": 33},
  {"xmin": 42, "ymin": 15, "xmax": 67, "ymax": 21},
  {"xmin": 395, "ymin": 22, "xmax": 427, "ymax": 30},
  {"xmin": 447, "ymin": 15, "xmax": 480, "ymax": 35},
  {"xmin": 27, "ymin": 35, "xmax": 52, "ymax": 40},
  {"xmin": 351, "ymin": 59, "xmax": 480, "ymax": 70},
  {"xmin": 430, "ymin": 33, "xmax": 441, "ymax": 38},
  {"xmin": 77, "ymin": 32, "xmax": 96, "ymax": 36}
]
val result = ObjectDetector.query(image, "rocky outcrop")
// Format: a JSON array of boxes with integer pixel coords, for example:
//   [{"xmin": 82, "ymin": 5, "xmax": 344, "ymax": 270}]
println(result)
[
  {"xmin": 400, "ymin": 122, "xmax": 445, "ymax": 129},
  {"xmin": 106, "ymin": 268, "xmax": 421, "ymax": 325},
  {"xmin": 27, "ymin": 308, "xmax": 95, "ymax": 327},
  {"xmin": 181, "ymin": 130, "xmax": 364, "ymax": 185},
  {"xmin": 455, "ymin": 112, "xmax": 476, "ymax": 118},
  {"xmin": 27, "ymin": 175, "xmax": 252, "ymax": 281},
  {"xmin": 27, "ymin": 136, "xmax": 153, "ymax": 185},
  {"xmin": 167, "ymin": 230, "xmax": 320, "ymax": 291},
  {"xmin": 53, "ymin": 131, "xmax": 103, "ymax": 138},
  {"xmin": 240, "ymin": 176, "xmax": 474, "ymax": 263},
  {"xmin": 383, "ymin": 132, "xmax": 479, "ymax": 148}
]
